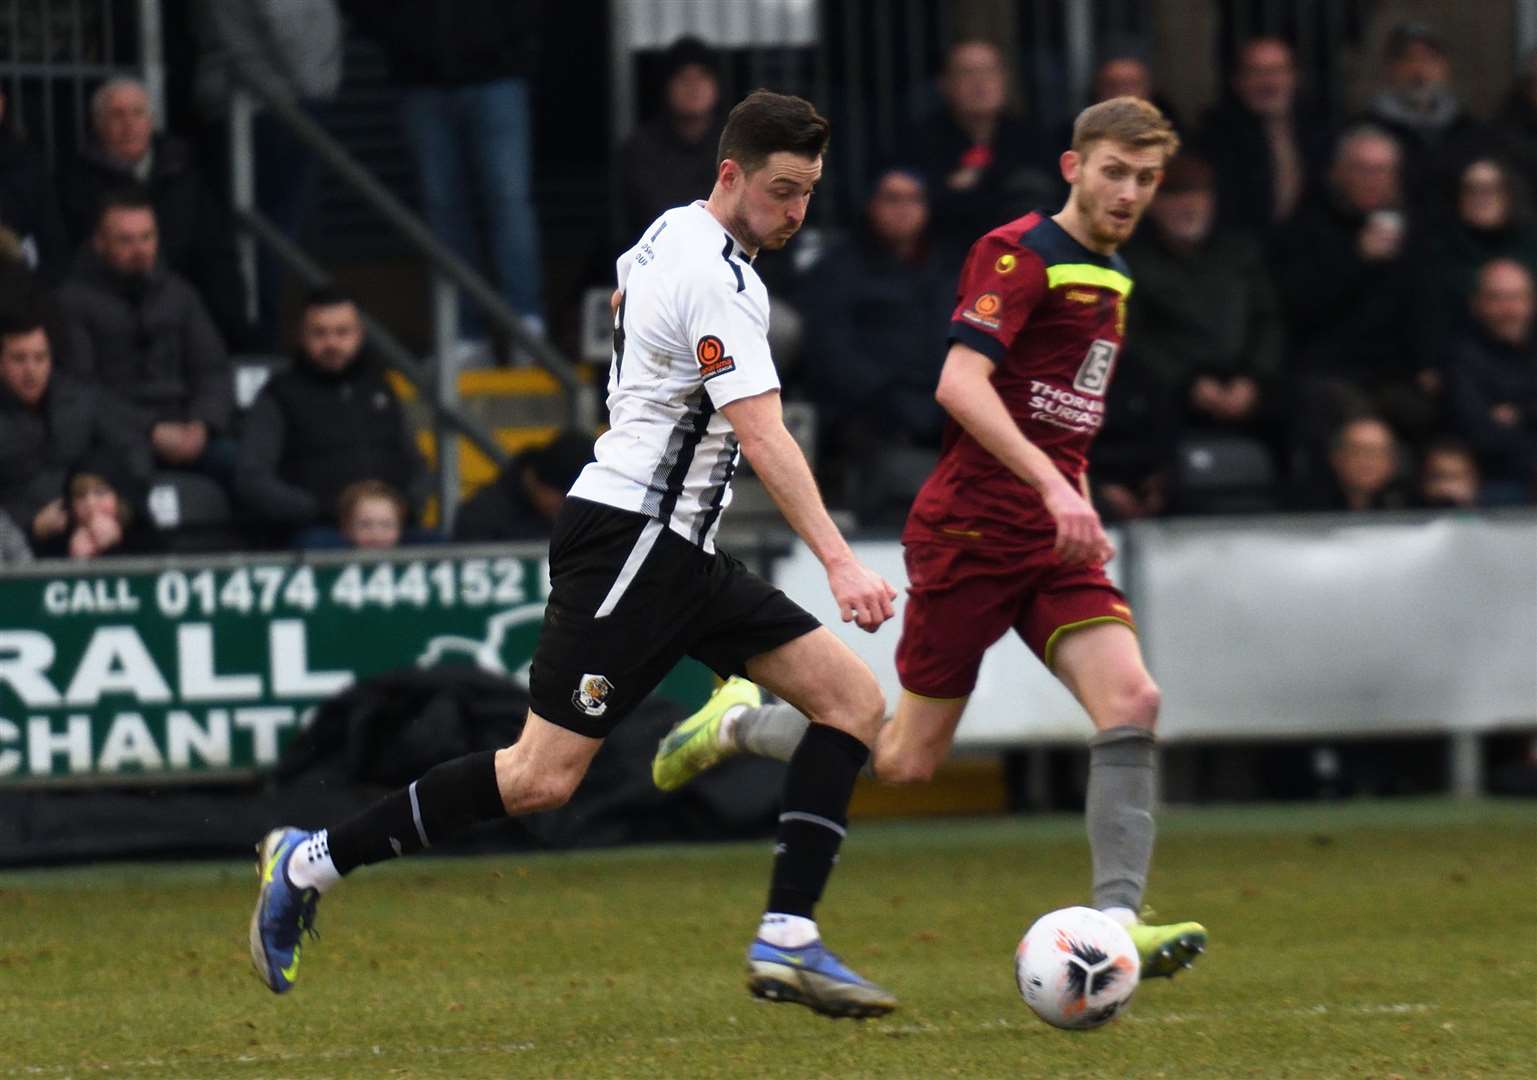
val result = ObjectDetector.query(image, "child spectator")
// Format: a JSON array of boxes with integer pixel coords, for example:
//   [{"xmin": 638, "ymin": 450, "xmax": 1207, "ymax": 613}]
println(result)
[
  {"xmin": 1418, "ymin": 438, "xmax": 1482, "ymax": 509},
  {"xmin": 37, "ymin": 454, "xmax": 160, "ymax": 560},
  {"xmin": 338, "ymin": 480, "xmax": 408, "ymax": 550}
]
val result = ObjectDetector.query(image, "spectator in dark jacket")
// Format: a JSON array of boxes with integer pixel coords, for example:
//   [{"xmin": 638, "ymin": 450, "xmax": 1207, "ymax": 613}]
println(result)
[
  {"xmin": 344, "ymin": 0, "xmax": 546, "ymax": 359},
  {"xmin": 0, "ymin": 312, "xmax": 151, "ymax": 550},
  {"xmin": 794, "ymin": 167, "xmax": 954, "ymax": 524},
  {"xmin": 59, "ymin": 77, "xmax": 249, "ymax": 346},
  {"xmin": 1122, "ymin": 155, "xmax": 1284, "ymax": 443},
  {"xmin": 1443, "ymin": 259, "xmax": 1537, "ymax": 502},
  {"xmin": 453, "ymin": 429, "xmax": 594, "ymax": 543},
  {"xmin": 1193, "ymin": 37, "xmax": 1332, "ymax": 232},
  {"xmin": 237, "ymin": 289, "xmax": 430, "ymax": 541},
  {"xmin": 0, "ymin": 88, "xmax": 70, "ymax": 282},
  {"xmin": 1361, "ymin": 22, "xmax": 1483, "ymax": 213},
  {"xmin": 1426, "ymin": 157, "xmax": 1537, "ymax": 326},
  {"xmin": 618, "ymin": 36, "xmax": 724, "ymax": 243},
  {"xmin": 912, "ymin": 40, "xmax": 1056, "ymax": 261},
  {"xmin": 1273, "ymin": 126, "xmax": 1435, "ymax": 442},
  {"xmin": 55, "ymin": 189, "xmax": 235, "ymax": 477}
]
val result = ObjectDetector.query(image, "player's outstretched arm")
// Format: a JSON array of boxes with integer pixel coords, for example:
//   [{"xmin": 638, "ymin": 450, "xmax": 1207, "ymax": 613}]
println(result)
[
  {"xmin": 934, "ymin": 342, "xmax": 1114, "ymax": 565},
  {"xmin": 721, "ymin": 389, "xmax": 897, "ymax": 632}
]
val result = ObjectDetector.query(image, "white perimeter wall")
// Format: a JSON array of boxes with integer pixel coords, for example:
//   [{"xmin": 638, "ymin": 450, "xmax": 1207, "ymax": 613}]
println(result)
[{"xmin": 769, "ymin": 513, "xmax": 1537, "ymax": 745}]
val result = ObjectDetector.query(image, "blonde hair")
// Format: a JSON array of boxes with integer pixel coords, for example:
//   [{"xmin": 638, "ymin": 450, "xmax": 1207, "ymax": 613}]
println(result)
[
  {"xmin": 1071, "ymin": 96, "xmax": 1180, "ymax": 161},
  {"xmin": 337, "ymin": 479, "xmax": 406, "ymax": 528}
]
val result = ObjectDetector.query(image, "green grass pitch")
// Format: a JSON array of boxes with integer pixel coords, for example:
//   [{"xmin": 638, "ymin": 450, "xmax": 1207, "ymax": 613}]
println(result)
[{"xmin": 1, "ymin": 798, "xmax": 1533, "ymax": 1078}]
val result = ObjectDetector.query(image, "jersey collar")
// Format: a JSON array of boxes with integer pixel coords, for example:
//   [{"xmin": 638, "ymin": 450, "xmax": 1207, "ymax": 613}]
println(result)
[{"xmin": 693, "ymin": 200, "xmax": 755, "ymax": 264}]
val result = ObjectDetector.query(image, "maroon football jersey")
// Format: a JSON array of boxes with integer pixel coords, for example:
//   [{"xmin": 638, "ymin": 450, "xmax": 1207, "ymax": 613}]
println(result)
[{"xmin": 904, "ymin": 212, "xmax": 1132, "ymax": 550}]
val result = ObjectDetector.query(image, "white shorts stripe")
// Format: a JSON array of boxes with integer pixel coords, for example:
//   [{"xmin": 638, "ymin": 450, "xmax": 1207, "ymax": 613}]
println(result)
[
  {"xmin": 778, "ymin": 810, "xmax": 847, "ymax": 838},
  {"xmin": 595, "ymin": 518, "xmax": 664, "ymax": 618}
]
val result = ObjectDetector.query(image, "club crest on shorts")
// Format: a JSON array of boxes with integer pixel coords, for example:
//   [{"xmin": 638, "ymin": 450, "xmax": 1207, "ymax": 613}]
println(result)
[{"xmin": 573, "ymin": 673, "xmax": 615, "ymax": 717}]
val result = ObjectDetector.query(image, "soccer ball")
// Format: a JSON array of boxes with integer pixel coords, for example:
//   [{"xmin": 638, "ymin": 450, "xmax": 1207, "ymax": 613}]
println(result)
[{"xmin": 1015, "ymin": 906, "xmax": 1140, "ymax": 1029}]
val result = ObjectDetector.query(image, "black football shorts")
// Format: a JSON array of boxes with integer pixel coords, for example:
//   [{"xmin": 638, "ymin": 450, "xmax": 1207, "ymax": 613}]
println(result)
[{"xmin": 528, "ymin": 497, "xmax": 821, "ymax": 738}]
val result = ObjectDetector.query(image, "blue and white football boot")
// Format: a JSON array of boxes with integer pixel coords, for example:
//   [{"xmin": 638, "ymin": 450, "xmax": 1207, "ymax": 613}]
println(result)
[
  {"xmin": 746, "ymin": 938, "xmax": 898, "ymax": 1018},
  {"xmin": 248, "ymin": 826, "xmax": 321, "ymax": 994}
]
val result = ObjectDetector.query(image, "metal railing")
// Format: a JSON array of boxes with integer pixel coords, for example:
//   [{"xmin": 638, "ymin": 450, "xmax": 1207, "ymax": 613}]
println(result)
[{"xmin": 225, "ymin": 70, "xmax": 597, "ymax": 531}]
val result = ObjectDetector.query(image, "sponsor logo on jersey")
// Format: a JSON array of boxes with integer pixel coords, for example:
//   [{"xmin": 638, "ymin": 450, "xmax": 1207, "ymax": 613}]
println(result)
[
  {"xmin": 961, "ymin": 292, "xmax": 1003, "ymax": 330},
  {"xmin": 695, "ymin": 334, "xmax": 736, "ymax": 380},
  {"xmin": 1073, "ymin": 339, "xmax": 1119, "ymax": 396},
  {"xmin": 994, "ymin": 253, "xmax": 1017, "ymax": 274},
  {"xmin": 573, "ymin": 673, "xmax": 615, "ymax": 716}
]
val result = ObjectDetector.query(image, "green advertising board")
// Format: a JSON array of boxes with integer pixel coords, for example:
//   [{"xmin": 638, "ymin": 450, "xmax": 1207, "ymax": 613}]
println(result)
[{"xmin": 0, "ymin": 546, "xmax": 715, "ymax": 785}]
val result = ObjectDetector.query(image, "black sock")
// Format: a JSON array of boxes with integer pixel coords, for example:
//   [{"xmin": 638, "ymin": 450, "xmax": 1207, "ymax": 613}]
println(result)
[
  {"xmin": 765, "ymin": 723, "xmax": 869, "ymax": 918},
  {"xmin": 328, "ymin": 750, "xmax": 504, "ymax": 875}
]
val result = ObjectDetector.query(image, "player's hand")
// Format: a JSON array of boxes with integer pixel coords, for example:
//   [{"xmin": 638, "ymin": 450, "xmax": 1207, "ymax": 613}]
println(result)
[
  {"xmin": 826, "ymin": 557, "xmax": 898, "ymax": 633},
  {"xmin": 1042, "ymin": 482, "xmax": 1114, "ymax": 566}
]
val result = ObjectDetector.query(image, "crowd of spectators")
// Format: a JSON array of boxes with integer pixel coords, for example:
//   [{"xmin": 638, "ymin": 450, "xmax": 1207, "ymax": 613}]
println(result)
[
  {"xmin": 741, "ymin": 25, "xmax": 1537, "ymax": 521},
  {"xmin": 2, "ymin": 15, "xmax": 1535, "ymax": 567}
]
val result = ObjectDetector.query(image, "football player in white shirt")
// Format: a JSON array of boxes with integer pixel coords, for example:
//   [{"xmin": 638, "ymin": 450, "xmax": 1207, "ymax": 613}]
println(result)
[{"xmin": 250, "ymin": 91, "xmax": 900, "ymax": 1019}]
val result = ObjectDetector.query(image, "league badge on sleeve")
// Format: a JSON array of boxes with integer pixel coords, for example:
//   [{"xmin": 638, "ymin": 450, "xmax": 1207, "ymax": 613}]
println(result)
[
  {"xmin": 696, "ymin": 335, "xmax": 736, "ymax": 381},
  {"xmin": 961, "ymin": 292, "xmax": 1003, "ymax": 330}
]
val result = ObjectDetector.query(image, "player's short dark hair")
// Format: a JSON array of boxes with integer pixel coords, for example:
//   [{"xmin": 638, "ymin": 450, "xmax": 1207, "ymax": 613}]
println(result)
[
  {"xmin": 93, "ymin": 184, "xmax": 156, "ymax": 230},
  {"xmin": 716, "ymin": 89, "xmax": 830, "ymax": 174},
  {"xmin": 1071, "ymin": 96, "xmax": 1180, "ymax": 162},
  {"xmin": 301, "ymin": 286, "xmax": 357, "ymax": 313}
]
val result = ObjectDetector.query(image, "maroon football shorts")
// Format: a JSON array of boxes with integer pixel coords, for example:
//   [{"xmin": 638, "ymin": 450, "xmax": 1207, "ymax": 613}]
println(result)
[{"xmin": 894, "ymin": 538, "xmax": 1136, "ymax": 699}]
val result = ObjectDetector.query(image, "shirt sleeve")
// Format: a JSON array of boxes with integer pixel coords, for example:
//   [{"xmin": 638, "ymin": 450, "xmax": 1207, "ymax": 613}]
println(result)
[
  {"xmin": 947, "ymin": 233, "xmax": 1047, "ymax": 364},
  {"xmin": 676, "ymin": 265, "xmax": 780, "ymax": 409}
]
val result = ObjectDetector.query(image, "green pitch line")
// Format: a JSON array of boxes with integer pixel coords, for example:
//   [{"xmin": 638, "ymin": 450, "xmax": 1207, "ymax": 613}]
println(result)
[{"xmin": 1, "ymin": 799, "xmax": 1533, "ymax": 1079}]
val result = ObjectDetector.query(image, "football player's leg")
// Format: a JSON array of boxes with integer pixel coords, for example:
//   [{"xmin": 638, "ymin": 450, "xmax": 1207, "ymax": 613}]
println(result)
[
  {"xmin": 1049, "ymin": 619, "xmax": 1205, "ymax": 977},
  {"xmin": 739, "ymin": 627, "xmax": 897, "ymax": 1016},
  {"xmin": 252, "ymin": 713, "xmax": 601, "ymax": 993},
  {"xmin": 1050, "ymin": 621, "xmax": 1159, "ymax": 915},
  {"xmin": 868, "ymin": 691, "xmax": 969, "ymax": 784}
]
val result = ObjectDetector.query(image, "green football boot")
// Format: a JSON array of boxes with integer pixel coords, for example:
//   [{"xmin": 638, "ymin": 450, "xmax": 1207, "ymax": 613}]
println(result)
[
  {"xmin": 1126, "ymin": 920, "xmax": 1208, "ymax": 979},
  {"xmin": 651, "ymin": 676, "xmax": 761, "ymax": 791}
]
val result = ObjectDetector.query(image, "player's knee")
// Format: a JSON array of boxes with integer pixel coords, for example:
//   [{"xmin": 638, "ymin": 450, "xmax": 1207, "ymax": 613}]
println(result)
[
  {"xmin": 812, "ymin": 664, "xmax": 885, "ymax": 744},
  {"xmin": 1120, "ymin": 679, "xmax": 1161, "ymax": 731},
  {"xmin": 844, "ymin": 671, "xmax": 887, "ymax": 743}
]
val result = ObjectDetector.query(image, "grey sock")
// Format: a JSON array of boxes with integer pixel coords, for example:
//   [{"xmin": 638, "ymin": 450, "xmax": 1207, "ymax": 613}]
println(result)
[
  {"xmin": 733, "ymin": 703, "xmax": 878, "ymax": 779},
  {"xmin": 732, "ymin": 702, "xmax": 810, "ymax": 763},
  {"xmin": 1086, "ymin": 725, "xmax": 1156, "ymax": 912}
]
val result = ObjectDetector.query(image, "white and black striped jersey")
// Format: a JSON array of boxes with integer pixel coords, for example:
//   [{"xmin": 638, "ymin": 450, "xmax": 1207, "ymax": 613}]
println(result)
[{"xmin": 569, "ymin": 201, "xmax": 779, "ymax": 553}]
